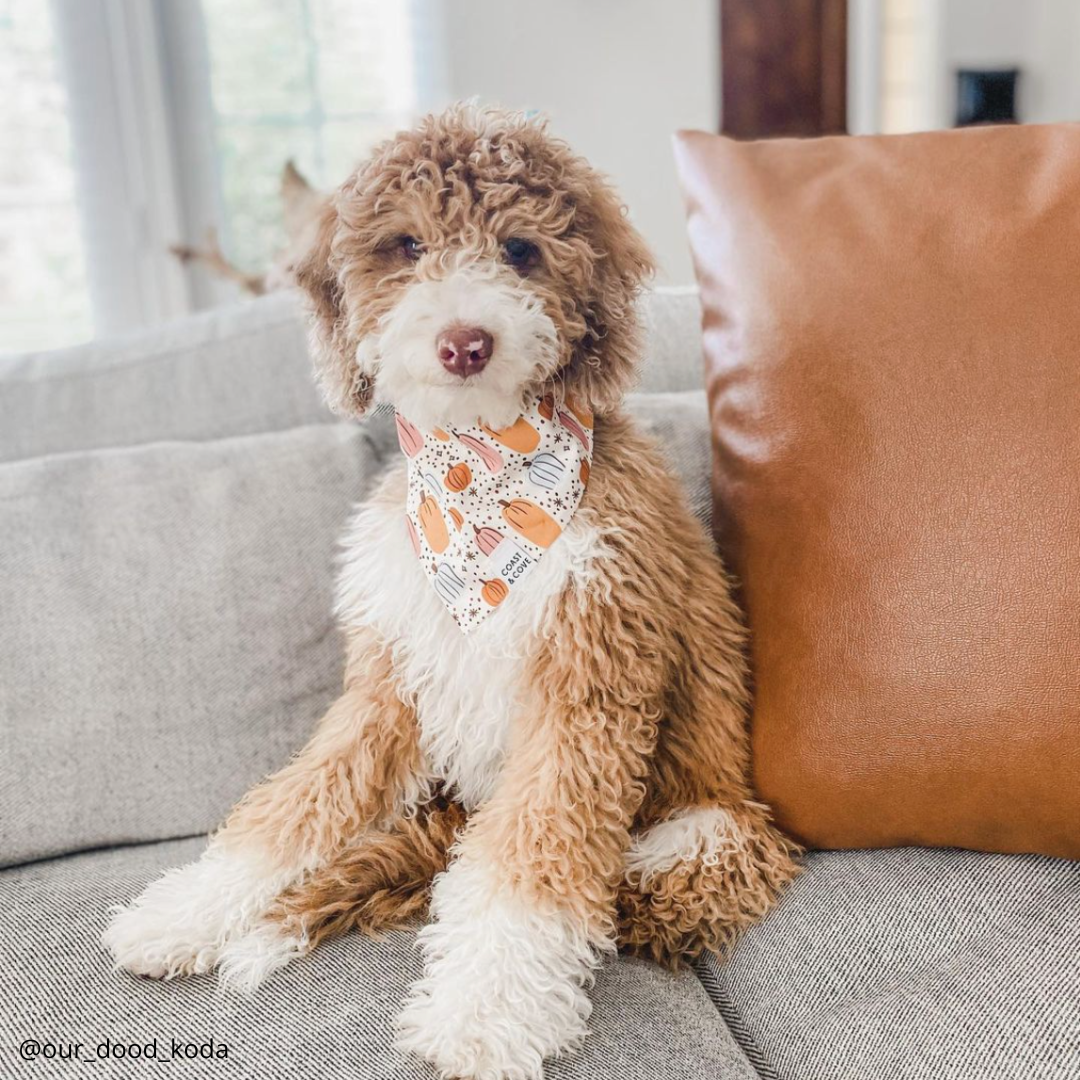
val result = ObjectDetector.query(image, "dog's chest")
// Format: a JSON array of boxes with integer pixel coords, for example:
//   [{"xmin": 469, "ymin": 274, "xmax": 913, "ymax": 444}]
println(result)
[{"xmin": 336, "ymin": 470, "xmax": 606, "ymax": 809}]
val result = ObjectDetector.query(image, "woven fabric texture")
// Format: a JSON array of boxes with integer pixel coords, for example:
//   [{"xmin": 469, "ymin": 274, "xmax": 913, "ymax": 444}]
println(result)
[
  {"xmin": 696, "ymin": 846, "xmax": 1080, "ymax": 1080},
  {"xmin": 0, "ymin": 837, "xmax": 757, "ymax": 1080},
  {"xmin": 0, "ymin": 423, "xmax": 392, "ymax": 867}
]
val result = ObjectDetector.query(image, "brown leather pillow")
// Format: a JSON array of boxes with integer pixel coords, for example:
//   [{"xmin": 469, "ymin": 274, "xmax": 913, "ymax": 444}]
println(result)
[{"xmin": 674, "ymin": 124, "xmax": 1080, "ymax": 859}]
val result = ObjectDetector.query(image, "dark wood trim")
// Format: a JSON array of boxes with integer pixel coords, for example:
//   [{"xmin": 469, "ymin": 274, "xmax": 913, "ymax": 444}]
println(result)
[{"xmin": 721, "ymin": 0, "xmax": 848, "ymax": 139}]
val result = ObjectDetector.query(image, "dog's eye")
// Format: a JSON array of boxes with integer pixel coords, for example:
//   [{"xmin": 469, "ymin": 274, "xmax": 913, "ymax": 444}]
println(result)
[
  {"xmin": 503, "ymin": 237, "xmax": 539, "ymax": 272},
  {"xmin": 399, "ymin": 236, "xmax": 423, "ymax": 261}
]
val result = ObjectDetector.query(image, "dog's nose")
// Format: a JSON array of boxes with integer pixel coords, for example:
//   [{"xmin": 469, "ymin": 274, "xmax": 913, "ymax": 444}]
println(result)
[{"xmin": 437, "ymin": 326, "xmax": 493, "ymax": 377}]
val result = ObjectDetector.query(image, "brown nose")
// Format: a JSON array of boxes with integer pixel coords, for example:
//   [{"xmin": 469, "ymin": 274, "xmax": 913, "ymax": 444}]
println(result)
[{"xmin": 437, "ymin": 326, "xmax": 493, "ymax": 378}]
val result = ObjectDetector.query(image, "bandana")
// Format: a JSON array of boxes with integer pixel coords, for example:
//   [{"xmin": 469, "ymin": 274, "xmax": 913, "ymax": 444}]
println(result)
[{"xmin": 398, "ymin": 393, "xmax": 594, "ymax": 633}]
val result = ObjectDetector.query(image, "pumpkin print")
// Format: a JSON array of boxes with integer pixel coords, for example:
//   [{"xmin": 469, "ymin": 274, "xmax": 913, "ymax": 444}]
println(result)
[
  {"xmin": 418, "ymin": 495, "xmax": 449, "ymax": 553},
  {"xmin": 445, "ymin": 463, "xmax": 472, "ymax": 492},
  {"xmin": 473, "ymin": 524, "xmax": 504, "ymax": 556},
  {"xmin": 453, "ymin": 431, "xmax": 504, "ymax": 474},
  {"xmin": 481, "ymin": 579, "xmax": 509, "ymax": 606},
  {"xmin": 565, "ymin": 396, "xmax": 594, "ymax": 429},
  {"xmin": 528, "ymin": 452, "xmax": 564, "ymax": 490},
  {"xmin": 556, "ymin": 407, "xmax": 590, "ymax": 450},
  {"xmin": 406, "ymin": 516, "xmax": 421, "ymax": 557},
  {"xmin": 396, "ymin": 414, "xmax": 424, "ymax": 457},
  {"xmin": 434, "ymin": 563, "xmax": 466, "ymax": 603},
  {"xmin": 399, "ymin": 392, "xmax": 591, "ymax": 632},
  {"xmin": 481, "ymin": 417, "xmax": 541, "ymax": 454},
  {"xmin": 499, "ymin": 498, "xmax": 562, "ymax": 548}
]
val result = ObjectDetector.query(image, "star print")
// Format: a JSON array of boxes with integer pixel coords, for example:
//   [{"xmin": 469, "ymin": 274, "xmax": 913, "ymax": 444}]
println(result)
[
  {"xmin": 468, "ymin": 487, "xmax": 478, "ymax": 497},
  {"xmin": 465, "ymin": 550, "xmax": 478, "ymax": 561},
  {"xmin": 468, "ymin": 607, "xmax": 480, "ymax": 619}
]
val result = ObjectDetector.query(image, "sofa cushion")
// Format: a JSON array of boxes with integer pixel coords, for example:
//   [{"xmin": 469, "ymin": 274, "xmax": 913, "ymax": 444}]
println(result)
[
  {"xmin": 0, "ymin": 289, "xmax": 704, "ymax": 465},
  {"xmin": 0, "ymin": 836, "xmax": 758, "ymax": 1080},
  {"xmin": 675, "ymin": 123, "xmax": 1080, "ymax": 858},
  {"xmin": 0, "ymin": 423, "xmax": 392, "ymax": 868},
  {"xmin": 696, "ymin": 846, "xmax": 1080, "ymax": 1080},
  {"xmin": 636, "ymin": 286, "xmax": 705, "ymax": 396},
  {"xmin": 625, "ymin": 389, "xmax": 712, "ymax": 528},
  {"xmin": 0, "ymin": 292, "xmax": 324, "ymax": 465}
]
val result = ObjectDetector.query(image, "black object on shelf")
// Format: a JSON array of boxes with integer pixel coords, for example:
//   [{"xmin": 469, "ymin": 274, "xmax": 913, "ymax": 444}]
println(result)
[{"xmin": 956, "ymin": 69, "xmax": 1020, "ymax": 126}]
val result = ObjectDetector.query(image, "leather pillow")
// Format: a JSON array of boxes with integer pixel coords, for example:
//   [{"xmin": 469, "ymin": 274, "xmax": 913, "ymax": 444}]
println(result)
[{"xmin": 674, "ymin": 124, "xmax": 1080, "ymax": 859}]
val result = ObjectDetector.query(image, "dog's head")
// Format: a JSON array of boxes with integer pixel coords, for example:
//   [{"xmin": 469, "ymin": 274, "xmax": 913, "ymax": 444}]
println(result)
[{"xmin": 295, "ymin": 104, "xmax": 655, "ymax": 430}]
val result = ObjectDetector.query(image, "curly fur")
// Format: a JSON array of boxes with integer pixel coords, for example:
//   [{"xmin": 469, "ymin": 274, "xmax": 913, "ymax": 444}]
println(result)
[
  {"xmin": 104, "ymin": 104, "xmax": 799, "ymax": 1080},
  {"xmin": 296, "ymin": 102, "xmax": 654, "ymax": 423}
]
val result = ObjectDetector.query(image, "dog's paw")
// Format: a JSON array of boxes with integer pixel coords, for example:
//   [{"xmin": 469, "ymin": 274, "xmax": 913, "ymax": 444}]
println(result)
[
  {"xmin": 216, "ymin": 921, "xmax": 305, "ymax": 994},
  {"xmin": 396, "ymin": 981, "xmax": 581, "ymax": 1080},
  {"xmin": 395, "ymin": 859, "xmax": 595, "ymax": 1079},
  {"xmin": 102, "ymin": 849, "xmax": 278, "ymax": 981},
  {"xmin": 102, "ymin": 892, "xmax": 219, "ymax": 980}
]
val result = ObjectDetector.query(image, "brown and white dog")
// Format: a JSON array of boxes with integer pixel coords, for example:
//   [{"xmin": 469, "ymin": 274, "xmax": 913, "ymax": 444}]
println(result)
[{"xmin": 104, "ymin": 105, "xmax": 798, "ymax": 1080}]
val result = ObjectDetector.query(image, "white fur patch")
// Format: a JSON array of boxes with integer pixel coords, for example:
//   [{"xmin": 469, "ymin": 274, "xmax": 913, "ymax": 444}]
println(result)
[
  {"xmin": 101, "ymin": 845, "xmax": 303, "ymax": 987},
  {"xmin": 367, "ymin": 259, "xmax": 559, "ymax": 432},
  {"xmin": 215, "ymin": 920, "xmax": 306, "ymax": 994},
  {"xmin": 337, "ymin": 468, "xmax": 611, "ymax": 810},
  {"xmin": 625, "ymin": 806, "xmax": 747, "ymax": 884},
  {"xmin": 396, "ymin": 854, "xmax": 599, "ymax": 1080}
]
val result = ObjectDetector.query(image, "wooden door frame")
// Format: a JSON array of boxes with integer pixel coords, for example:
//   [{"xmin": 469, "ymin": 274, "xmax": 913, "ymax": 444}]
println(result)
[{"xmin": 720, "ymin": 0, "xmax": 849, "ymax": 139}]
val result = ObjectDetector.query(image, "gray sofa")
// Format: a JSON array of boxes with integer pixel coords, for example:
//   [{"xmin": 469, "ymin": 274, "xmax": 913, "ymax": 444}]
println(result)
[{"xmin": 1, "ymin": 289, "xmax": 1077, "ymax": 1080}]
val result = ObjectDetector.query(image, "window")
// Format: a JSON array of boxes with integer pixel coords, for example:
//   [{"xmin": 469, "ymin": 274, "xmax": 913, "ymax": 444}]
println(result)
[
  {"xmin": 0, "ymin": 0, "xmax": 436, "ymax": 355},
  {"xmin": 0, "ymin": 1, "xmax": 91, "ymax": 352},
  {"xmin": 201, "ymin": 0, "xmax": 424, "ymax": 275}
]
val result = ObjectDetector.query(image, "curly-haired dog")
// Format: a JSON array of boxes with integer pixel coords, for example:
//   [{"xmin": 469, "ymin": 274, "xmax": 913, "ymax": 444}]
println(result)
[{"xmin": 103, "ymin": 105, "xmax": 799, "ymax": 1079}]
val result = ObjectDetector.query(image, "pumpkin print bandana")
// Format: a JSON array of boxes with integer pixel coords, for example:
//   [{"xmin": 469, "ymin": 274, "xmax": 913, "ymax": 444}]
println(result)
[{"xmin": 398, "ymin": 393, "xmax": 593, "ymax": 633}]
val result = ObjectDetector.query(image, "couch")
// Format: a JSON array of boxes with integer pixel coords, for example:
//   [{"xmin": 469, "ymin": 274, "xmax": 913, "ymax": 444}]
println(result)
[{"xmin": 1, "ymin": 289, "xmax": 1077, "ymax": 1080}]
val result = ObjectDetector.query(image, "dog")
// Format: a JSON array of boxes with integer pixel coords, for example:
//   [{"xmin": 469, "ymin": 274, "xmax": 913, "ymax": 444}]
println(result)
[{"xmin": 103, "ymin": 105, "xmax": 799, "ymax": 1080}]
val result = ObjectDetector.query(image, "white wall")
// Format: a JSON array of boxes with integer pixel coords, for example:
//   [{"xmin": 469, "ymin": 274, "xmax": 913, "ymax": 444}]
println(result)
[
  {"xmin": 853, "ymin": 0, "xmax": 1080, "ymax": 134},
  {"xmin": 936, "ymin": 0, "xmax": 1080, "ymax": 127},
  {"xmin": 431, "ymin": 0, "xmax": 719, "ymax": 284}
]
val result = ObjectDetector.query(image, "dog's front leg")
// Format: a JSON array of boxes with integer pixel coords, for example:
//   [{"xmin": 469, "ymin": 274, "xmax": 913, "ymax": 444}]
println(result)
[
  {"xmin": 397, "ymin": 610, "xmax": 663, "ymax": 1079},
  {"xmin": 103, "ymin": 629, "xmax": 424, "ymax": 989}
]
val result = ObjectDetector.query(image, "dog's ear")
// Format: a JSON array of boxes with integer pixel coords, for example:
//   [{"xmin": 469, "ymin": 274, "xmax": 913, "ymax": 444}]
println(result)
[
  {"xmin": 294, "ymin": 198, "xmax": 375, "ymax": 418},
  {"xmin": 281, "ymin": 160, "xmax": 324, "ymax": 246},
  {"xmin": 569, "ymin": 180, "xmax": 656, "ymax": 414}
]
